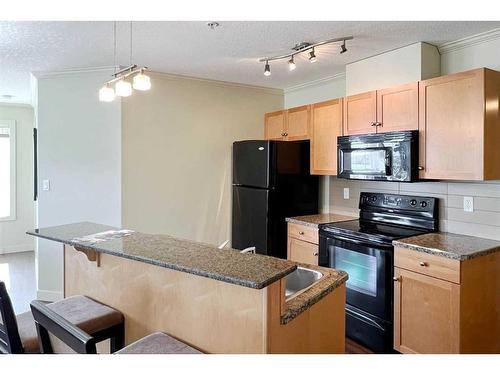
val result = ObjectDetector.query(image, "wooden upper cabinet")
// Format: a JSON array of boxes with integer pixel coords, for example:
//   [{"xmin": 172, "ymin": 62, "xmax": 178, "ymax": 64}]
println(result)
[
  {"xmin": 419, "ymin": 68, "xmax": 500, "ymax": 180},
  {"xmin": 376, "ymin": 82, "xmax": 418, "ymax": 133},
  {"xmin": 310, "ymin": 99, "xmax": 343, "ymax": 175},
  {"xmin": 264, "ymin": 110, "xmax": 286, "ymax": 140},
  {"xmin": 343, "ymin": 91, "xmax": 377, "ymax": 135},
  {"xmin": 286, "ymin": 105, "xmax": 310, "ymax": 141}
]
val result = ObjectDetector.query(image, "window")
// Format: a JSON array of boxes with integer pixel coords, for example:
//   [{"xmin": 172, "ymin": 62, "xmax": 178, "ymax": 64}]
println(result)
[{"xmin": 0, "ymin": 120, "xmax": 16, "ymax": 221}]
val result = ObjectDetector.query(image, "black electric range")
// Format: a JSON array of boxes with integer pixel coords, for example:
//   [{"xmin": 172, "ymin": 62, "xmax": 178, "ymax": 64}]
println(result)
[{"xmin": 318, "ymin": 192, "xmax": 439, "ymax": 353}]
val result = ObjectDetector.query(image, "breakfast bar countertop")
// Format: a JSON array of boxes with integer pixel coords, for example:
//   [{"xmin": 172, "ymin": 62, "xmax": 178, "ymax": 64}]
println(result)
[
  {"xmin": 27, "ymin": 222, "xmax": 297, "ymax": 290},
  {"xmin": 393, "ymin": 232, "xmax": 500, "ymax": 261},
  {"xmin": 286, "ymin": 213, "xmax": 356, "ymax": 228}
]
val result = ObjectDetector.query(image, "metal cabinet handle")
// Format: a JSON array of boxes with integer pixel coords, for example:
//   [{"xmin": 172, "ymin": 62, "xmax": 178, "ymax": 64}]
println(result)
[
  {"xmin": 313, "ymin": 252, "xmax": 318, "ymax": 256},
  {"xmin": 376, "ymin": 122, "xmax": 382, "ymax": 127},
  {"xmin": 418, "ymin": 166, "xmax": 424, "ymax": 171},
  {"xmin": 419, "ymin": 261, "xmax": 427, "ymax": 267},
  {"xmin": 283, "ymin": 132, "xmax": 288, "ymax": 136},
  {"xmin": 371, "ymin": 122, "xmax": 377, "ymax": 126},
  {"xmin": 393, "ymin": 277, "xmax": 400, "ymax": 282},
  {"xmin": 299, "ymin": 231, "xmax": 305, "ymax": 235}
]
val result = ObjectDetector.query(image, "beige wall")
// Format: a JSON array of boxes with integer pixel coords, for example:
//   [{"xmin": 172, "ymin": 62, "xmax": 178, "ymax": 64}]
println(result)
[
  {"xmin": 0, "ymin": 104, "xmax": 35, "ymax": 254},
  {"xmin": 122, "ymin": 73, "xmax": 283, "ymax": 246}
]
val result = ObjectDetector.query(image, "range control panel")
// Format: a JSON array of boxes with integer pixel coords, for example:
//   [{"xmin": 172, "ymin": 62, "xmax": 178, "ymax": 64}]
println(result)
[{"xmin": 360, "ymin": 192, "xmax": 436, "ymax": 212}]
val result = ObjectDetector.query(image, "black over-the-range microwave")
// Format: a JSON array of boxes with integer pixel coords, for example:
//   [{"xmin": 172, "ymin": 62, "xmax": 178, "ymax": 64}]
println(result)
[{"xmin": 337, "ymin": 130, "xmax": 419, "ymax": 182}]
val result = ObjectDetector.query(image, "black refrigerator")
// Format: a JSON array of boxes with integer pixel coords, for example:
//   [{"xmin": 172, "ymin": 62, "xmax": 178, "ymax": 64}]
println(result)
[{"xmin": 232, "ymin": 140, "xmax": 319, "ymax": 259}]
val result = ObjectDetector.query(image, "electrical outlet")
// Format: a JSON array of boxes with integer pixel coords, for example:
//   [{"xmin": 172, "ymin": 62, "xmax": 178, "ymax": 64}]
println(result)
[
  {"xmin": 42, "ymin": 179, "xmax": 50, "ymax": 191},
  {"xmin": 463, "ymin": 196, "xmax": 474, "ymax": 212},
  {"xmin": 343, "ymin": 188, "xmax": 349, "ymax": 200}
]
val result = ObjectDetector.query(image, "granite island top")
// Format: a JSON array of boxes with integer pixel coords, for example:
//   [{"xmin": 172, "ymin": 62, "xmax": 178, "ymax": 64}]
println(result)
[
  {"xmin": 393, "ymin": 232, "xmax": 500, "ymax": 261},
  {"xmin": 27, "ymin": 222, "xmax": 297, "ymax": 290},
  {"xmin": 286, "ymin": 213, "xmax": 356, "ymax": 228}
]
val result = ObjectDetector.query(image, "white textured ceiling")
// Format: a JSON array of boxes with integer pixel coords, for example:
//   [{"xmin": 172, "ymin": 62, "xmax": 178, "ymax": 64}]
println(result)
[{"xmin": 1, "ymin": 21, "xmax": 500, "ymax": 104}]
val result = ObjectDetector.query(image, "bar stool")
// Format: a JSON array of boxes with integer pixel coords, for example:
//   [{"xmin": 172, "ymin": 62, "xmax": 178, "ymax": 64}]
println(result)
[
  {"xmin": 1, "ymin": 281, "xmax": 125, "ymax": 354},
  {"xmin": 30, "ymin": 300, "xmax": 202, "ymax": 354}
]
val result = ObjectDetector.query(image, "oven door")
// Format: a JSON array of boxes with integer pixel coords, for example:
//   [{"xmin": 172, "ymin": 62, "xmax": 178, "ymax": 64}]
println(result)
[{"xmin": 319, "ymin": 234, "xmax": 393, "ymax": 321}]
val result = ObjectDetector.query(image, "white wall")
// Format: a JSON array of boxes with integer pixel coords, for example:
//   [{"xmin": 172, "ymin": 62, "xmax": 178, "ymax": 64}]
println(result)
[
  {"xmin": 122, "ymin": 72, "xmax": 283, "ymax": 246},
  {"xmin": 346, "ymin": 42, "xmax": 440, "ymax": 95},
  {"xmin": 0, "ymin": 104, "xmax": 35, "ymax": 254},
  {"xmin": 284, "ymin": 74, "xmax": 346, "ymax": 108},
  {"xmin": 35, "ymin": 68, "xmax": 121, "ymax": 301}
]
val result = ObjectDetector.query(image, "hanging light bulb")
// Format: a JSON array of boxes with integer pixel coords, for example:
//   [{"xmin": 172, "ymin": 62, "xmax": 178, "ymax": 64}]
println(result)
[
  {"xmin": 99, "ymin": 84, "xmax": 115, "ymax": 102},
  {"xmin": 340, "ymin": 41, "xmax": 347, "ymax": 54},
  {"xmin": 288, "ymin": 56, "xmax": 296, "ymax": 71},
  {"xmin": 264, "ymin": 61, "xmax": 271, "ymax": 76},
  {"xmin": 133, "ymin": 71, "xmax": 152, "ymax": 91},
  {"xmin": 115, "ymin": 79, "xmax": 133, "ymax": 97},
  {"xmin": 309, "ymin": 48, "xmax": 317, "ymax": 63}
]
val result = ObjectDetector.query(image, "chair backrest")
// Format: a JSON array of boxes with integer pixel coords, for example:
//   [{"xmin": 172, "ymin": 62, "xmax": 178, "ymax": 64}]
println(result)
[
  {"xmin": 0, "ymin": 281, "xmax": 24, "ymax": 354},
  {"xmin": 30, "ymin": 300, "xmax": 97, "ymax": 354}
]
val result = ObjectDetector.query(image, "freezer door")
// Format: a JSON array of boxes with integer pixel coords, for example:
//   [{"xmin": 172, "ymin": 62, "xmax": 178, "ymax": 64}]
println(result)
[
  {"xmin": 232, "ymin": 186, "xmax": 269, "ymax": 255},
  {"xmin": 232, "ymin": 140, "xmax": 274, "ymax": 188}
]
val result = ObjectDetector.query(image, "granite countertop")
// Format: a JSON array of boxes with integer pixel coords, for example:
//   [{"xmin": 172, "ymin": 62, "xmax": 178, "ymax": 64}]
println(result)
[
  {"xmin": 286, "ymin": 213, "xmax": 356, "ymax": 228},
  {"xmin": 393, "ymin": 232, "xmax": 500, "ymax": 261},
  {"xmin": 27, "ymin": 222, "xmax": 297, "ymax": 290},
  {"xmin": 281, "ymin": 264, "xmax": 348, "ymax": 324}
]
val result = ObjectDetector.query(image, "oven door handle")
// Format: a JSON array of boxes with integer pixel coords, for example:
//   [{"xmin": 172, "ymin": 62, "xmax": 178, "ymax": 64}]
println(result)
[
  {"xmin": 346, "ymin": 307, "xmax": 385, "ymax": 331},
  {"xmin": 333, "ymin": 235, "xmax": 393, "ymax": 250}
]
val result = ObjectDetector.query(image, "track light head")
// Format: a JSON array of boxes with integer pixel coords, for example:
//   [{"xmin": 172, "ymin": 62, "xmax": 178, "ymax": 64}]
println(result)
[
  {"xmin": 264, "ymin": 61, "xmax": 271, "ymax": 76},
  {"xmin": 340, "ymin": 41, "xmax": 347, "ymax": 54},
  {"xmin": 288, "ymin": 56, "xmax": 296, "ymax": 71},
  {"xmin": 309, "ymin": 48, "xmax": 317, "ymax": 63}
]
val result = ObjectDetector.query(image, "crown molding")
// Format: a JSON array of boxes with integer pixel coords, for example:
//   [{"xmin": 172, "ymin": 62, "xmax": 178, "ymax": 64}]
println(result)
[
  {"xmin": 283, "ymin": 72, "xmax": 346, "ymax": 94},
  {"xmin": 438, "ymin": 28, "xmax": 500, "ymax": 54},
  {"xmin": 148, "ymin": 71, "xmax": 284, "ymax": 96},
  {"xmin": 32, "ymin": 66, "xmax": 118, "ymax": 79}
]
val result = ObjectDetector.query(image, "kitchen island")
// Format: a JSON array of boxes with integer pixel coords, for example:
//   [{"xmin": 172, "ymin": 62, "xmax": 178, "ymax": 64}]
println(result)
[{"xmin": 28, "ymin": 222, "xmax": 347, "ymax": 354}]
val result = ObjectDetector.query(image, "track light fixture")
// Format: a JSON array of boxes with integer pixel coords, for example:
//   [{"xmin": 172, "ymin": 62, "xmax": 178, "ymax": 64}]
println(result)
[
  {"xmin": 99, "ymin": 21, "xmax": 152, "ymax": 102},
  {"xmin": 259, "ymin": 36, "xmax": 353, "ymax": 76},
  {"xmin": 308, "ymin": 48, "xmax": 317, "ymax": 63},
  {"xmin": 264, "ymin": 61, "xmax": 271, "ymax": 76}
]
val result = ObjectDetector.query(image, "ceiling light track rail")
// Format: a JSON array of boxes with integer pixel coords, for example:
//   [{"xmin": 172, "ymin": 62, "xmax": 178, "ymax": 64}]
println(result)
[{"xmin": 259, "ymin": 36, "xmax": 353, "ymax": 62}]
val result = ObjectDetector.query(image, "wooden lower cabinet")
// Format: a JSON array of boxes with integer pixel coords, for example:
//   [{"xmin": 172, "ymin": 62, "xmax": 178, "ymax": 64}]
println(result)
[
  {"xmin": 287, "ymin": 223, "xmax": 319, "ymax": 266},
  {"xmin": 393, "ymin": 247, "xmax": 500, "ymax": 353},
  {"xmin": 394, "ymin": 267, "xmax": 460, "ymax": 353}
]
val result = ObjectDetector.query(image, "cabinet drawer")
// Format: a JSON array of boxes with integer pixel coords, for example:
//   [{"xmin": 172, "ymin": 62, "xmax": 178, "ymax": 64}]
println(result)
[
  {"xmin": 288, "ymin": 237, "xmax": 319, "ymax": 265},
  {"xmin": 394, "ymin": 247, "xmax": 460, "ymax": 284},
  {"xmin": 287, "ymin": 223, "xmax": 318, "ymax": 244}
]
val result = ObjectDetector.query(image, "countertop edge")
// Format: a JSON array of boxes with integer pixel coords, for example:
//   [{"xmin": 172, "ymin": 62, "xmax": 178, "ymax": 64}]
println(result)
[
  {"xmin": 392, "ymin": 238, "xmax": 500, "ymax": 261},
  {"xmin": 285, "ymin": 217, "xmax": 320, "ymax": 228},
  {"xmin": 28, "ymin": 230, "xmax": 297, "ymax": 290}
]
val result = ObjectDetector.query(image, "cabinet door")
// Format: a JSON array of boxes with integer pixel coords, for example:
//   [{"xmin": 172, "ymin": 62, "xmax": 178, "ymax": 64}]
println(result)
[
  {"xmin": 343, "ymin": 91, "xmax": 377, "ymax": 135},
  {"xmin": 287, "ymin": 237, "xmax": 318, "ymax": 265},
  {"xmin": 419, "ymin": 69, "xmax": 484, "ymax": 180},
  {"xmin": 394, "ymin": 267, "xmax": 460, "ymax": 354},
  {"xmin": 264, "ymin": 110, "xmax": 285, "ymax": 140},
  {"xmin": 376, "ymin": 82, "xmax": 418, "ymax": 133},
  {"xmin": 310, "ymin": 99, "xmax": 343, "ymax": 175},
  {"xmin": 286, "ymin": 105, "xmax": 310, "ymax": 141}
]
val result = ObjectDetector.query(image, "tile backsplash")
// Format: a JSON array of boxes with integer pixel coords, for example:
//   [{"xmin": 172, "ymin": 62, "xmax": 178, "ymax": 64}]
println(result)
[{"xmin": 328, "ymin": 177, "xmax": 500, "ymax": 241}]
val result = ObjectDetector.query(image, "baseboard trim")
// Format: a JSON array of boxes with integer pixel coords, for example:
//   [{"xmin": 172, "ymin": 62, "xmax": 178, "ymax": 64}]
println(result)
[
  {"xmin": 37, "ymin": 289, "xmax": 63, "ymax": 302},
  {"xmin": 0, "ymin": 244, "xmax": 34, "ymax": 255}
]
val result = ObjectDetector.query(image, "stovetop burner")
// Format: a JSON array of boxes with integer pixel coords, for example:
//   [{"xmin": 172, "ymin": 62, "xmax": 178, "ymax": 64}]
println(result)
[{"xmin": 320, "ymin": 219, "xmax": 430, "ymax": 246}]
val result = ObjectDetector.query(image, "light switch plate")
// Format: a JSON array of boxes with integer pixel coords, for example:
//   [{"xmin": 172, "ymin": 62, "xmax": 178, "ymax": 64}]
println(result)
[
  {"xmin": 463, "ymin": 196, "xmax": 474, "ymax": 212},
  {"xmin": 42, "ymin": 179, "xmax": 50, "ymax": 191},
  {"xmin": 343, "ymin": 188, "xmax": 349, "ymax": 200}
]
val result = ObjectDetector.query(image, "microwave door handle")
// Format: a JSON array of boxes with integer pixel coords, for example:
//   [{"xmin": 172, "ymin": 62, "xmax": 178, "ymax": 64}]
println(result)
[{"xmin": 385, "ymin": 150, "xmax": 392, "ymax": 176}]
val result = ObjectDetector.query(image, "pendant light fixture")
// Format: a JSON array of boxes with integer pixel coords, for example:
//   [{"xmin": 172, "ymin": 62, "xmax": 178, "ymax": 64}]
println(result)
[
  {"xmin": 259, "ymin": 36, "xmax": 353, "ymax": 76},
  {"xmin": 99, "ymin": 21, "xmax": 151, "ymax": 102}
]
